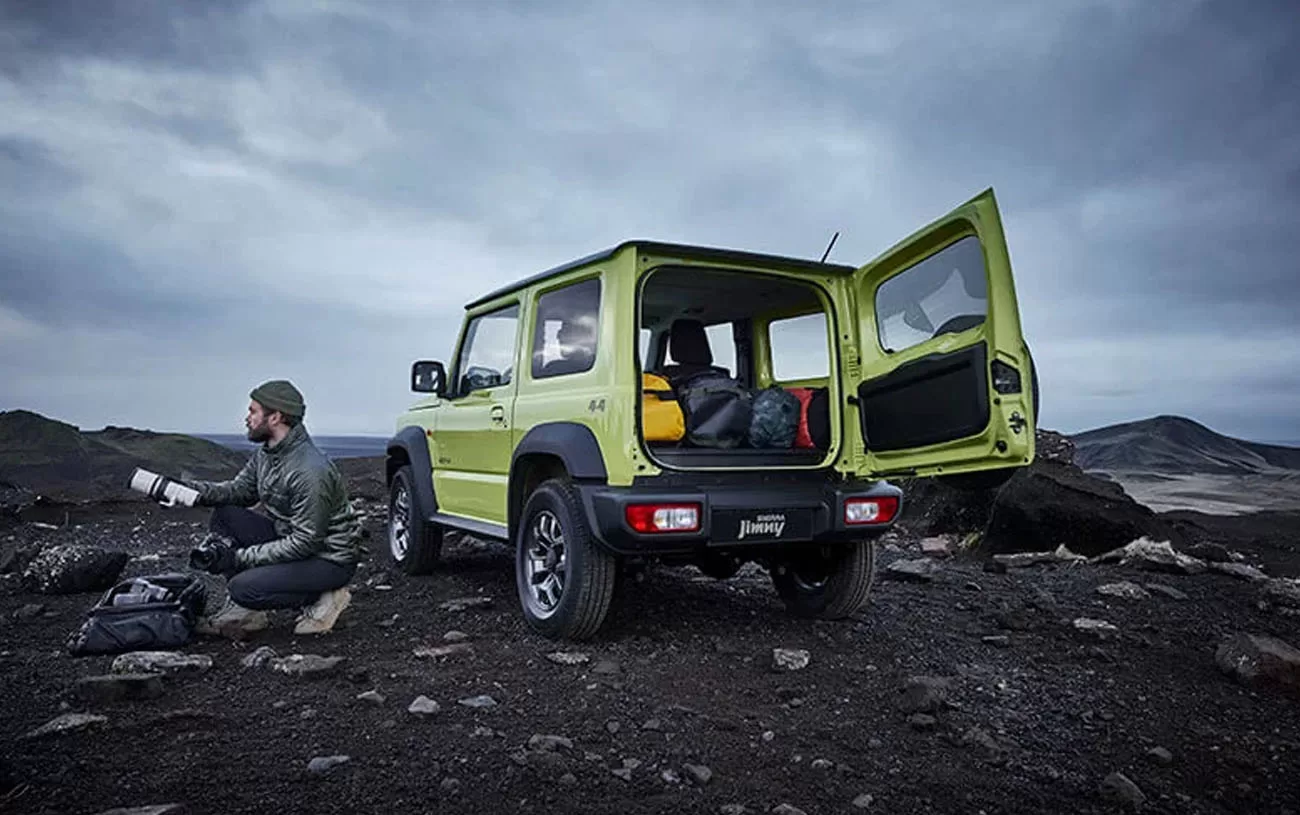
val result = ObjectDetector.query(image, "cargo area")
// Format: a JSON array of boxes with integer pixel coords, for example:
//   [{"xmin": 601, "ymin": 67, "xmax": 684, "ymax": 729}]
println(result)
[{"xmin": 637, "ymin": 265, "xmax": 837, "ymax": 469}]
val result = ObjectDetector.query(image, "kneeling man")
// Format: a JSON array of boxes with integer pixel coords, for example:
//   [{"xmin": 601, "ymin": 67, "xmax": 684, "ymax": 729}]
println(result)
[{"xmin": 186, "ymin": 379, "xmax": 363, "ymax": 636}]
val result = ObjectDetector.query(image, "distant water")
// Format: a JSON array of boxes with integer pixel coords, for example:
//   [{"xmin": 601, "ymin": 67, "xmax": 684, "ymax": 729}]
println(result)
[{"xmin": 194, "ymin": 433, "xmax": 387, "ymax": 460}]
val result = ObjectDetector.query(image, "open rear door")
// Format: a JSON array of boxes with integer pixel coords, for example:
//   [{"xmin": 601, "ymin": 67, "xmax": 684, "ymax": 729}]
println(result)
[{"xmin": 850, "ymin": 188, "xmax": 1035, "ymax": 478}]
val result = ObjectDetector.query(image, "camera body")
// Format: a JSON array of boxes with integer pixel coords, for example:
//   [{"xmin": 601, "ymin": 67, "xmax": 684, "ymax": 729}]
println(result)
[
  {"xmin": 128, "ymin": 468, "xmax": 200, "ymax": 508},
  {"xmin": 189, "ymin": 537, "xmax": 223, "ymax": 571}
]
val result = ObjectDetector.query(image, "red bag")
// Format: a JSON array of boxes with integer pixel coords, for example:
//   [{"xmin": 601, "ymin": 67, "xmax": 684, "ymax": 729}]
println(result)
[{"xmin": 787, "ymin": 388, "xmax": 816, "ymax": 449}]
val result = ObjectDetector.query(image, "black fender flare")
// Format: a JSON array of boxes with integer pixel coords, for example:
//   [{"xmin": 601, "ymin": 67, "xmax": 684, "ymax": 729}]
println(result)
[
  {"xmin": 511, "ymin": 422, "xmax": 608, "ymax": 482},
  {"xmin": 387, "ymin": 426, "xmax": 438, "ymax": 519}
]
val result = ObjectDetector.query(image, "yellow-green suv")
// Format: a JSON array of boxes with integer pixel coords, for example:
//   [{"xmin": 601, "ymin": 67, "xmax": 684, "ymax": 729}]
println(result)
[{"xmin": 386, "ymin": 189, "xmax": 1038, "ymax": 640}]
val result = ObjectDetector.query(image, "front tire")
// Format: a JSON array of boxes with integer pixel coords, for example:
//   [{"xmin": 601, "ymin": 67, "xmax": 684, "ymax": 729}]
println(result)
[
  {"xmin": 771, "ymin": 540, "xmax": 876, "ymax": 619},
  {"xmin": 388, "ymin": 465, "xmax": 442, "ymax": 575},
  {"xmin": 515, "ymin": 479, "xmax": 616, "ymax": 640}
]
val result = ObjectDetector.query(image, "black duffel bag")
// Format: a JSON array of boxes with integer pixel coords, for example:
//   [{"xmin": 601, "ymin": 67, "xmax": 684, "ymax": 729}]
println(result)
[
  {"xmin": 677, "ymin": 374, "xmax": 754, "ymax": 449},
  {"xmin": 66, "ymin": 573, "xmax": 207, "ymax": 656}
]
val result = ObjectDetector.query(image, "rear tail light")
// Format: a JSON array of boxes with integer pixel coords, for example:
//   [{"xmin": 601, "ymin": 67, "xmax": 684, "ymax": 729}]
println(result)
[
  {"xmin": 625, "ymin": 503, "xmax": 701, "ymax": 534},
  {"xmin": 990, "ymin": 360, "xmax": 1022, "ymax": 394},
  {"xmin": 844, "ymin": 496, "xmax": 899, "ymax": 525}
]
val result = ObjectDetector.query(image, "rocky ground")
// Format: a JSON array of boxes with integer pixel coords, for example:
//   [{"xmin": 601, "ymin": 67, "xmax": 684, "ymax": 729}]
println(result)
[{"xmin": 3, "ymin": 475, "xmax": 1300, "ymax": 815}]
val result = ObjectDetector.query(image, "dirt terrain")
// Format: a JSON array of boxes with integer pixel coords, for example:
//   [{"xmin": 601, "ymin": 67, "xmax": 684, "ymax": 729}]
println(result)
[{"xmin": 3, "ymin": 474, "xmax": 1300, "ymax": 815}]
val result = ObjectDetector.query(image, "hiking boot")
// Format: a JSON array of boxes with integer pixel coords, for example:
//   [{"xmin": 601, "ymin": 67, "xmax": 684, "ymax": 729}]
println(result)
[
  {"xmin": 294, "ymin": 587, "xmax": 352, "ymax": 635},
  {"xmin": 195, "ymin": 598, "xmax": 269, "ymax": 639}
]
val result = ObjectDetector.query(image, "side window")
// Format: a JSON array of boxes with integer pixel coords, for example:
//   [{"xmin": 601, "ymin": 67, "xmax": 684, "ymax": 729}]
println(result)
[
  {"xmin": 769, "ymin": 313, "xmax": 829, "ymax": 381},
  {"xmin": 531, "ymin": 278, "xmax": 601, "ymax": 379},
  {"xmin": 875, "ymin": 236, "xmax": 987, "ymax": 353},
  {"xmin": 454, "ymin": 304, "xmax": 519, "ymax": 395},
  {"xmin": 639, "ymin": 328, "xmax": 651, "ymax": 368},
  {"xmin": 664, "ymin": 322, "xmax": 737, "ymax": 375}
]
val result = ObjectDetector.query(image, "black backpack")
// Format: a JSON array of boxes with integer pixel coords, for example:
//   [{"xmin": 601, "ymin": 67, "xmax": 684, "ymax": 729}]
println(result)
[
  {"xmin": 66, "ymin": 573, "xmax": 207, "ymax": 656},
  {"xmin": 748, "ymin": 386, "xmax": 801, "ymax": 448},
  {"xmin": 677, "ymin": 374, "xmax": 754, "ymax": 449}
]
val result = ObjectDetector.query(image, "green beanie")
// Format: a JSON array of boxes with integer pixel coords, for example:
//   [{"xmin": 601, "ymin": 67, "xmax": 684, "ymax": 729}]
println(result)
[{"xmin": 250, "ymin": 379, "xmax": 306, "ymax": 419}]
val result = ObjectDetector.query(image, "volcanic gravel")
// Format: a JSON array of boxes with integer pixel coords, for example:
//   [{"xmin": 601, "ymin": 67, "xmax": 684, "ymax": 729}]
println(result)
[{"xmin": 2, "ymin": 497, "xmax": 1300, "ymax": 815}]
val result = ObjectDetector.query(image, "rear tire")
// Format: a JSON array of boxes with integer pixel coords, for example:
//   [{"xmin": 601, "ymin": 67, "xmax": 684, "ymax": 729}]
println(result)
[
  {"xmin": 771, "ymin": 540, "xmax": 876, "ymax": 619},
  {"xmin": 388, "ymin": 465, "xmax": 442, "ymax": 575},
  {"xmin": 515, "ymin": 479, "xmax": 617, "ymax": 640}
]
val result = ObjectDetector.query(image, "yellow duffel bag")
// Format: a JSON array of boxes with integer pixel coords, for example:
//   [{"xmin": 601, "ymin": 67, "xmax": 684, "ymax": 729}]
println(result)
[{"xmin": 642, "ymin": 373, "xmax": 685, "ymax": 442}]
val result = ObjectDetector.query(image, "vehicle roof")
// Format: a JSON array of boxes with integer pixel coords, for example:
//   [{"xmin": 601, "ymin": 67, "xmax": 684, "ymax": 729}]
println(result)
[{"xmin": 464, "ymin": 240, "xmax": 857, "ymax": 310}]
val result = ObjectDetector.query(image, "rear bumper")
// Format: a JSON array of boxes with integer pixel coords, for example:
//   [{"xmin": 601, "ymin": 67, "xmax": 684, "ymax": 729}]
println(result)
[{"xmin": 575, "ymin": 478, "xmax": 902, "ymax": 556}]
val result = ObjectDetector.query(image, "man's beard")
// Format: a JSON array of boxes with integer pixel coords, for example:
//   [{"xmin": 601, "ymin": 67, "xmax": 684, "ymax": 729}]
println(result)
[{"xmin": 246, "ymin": 422, "xmax": 272, "ymax": 443}]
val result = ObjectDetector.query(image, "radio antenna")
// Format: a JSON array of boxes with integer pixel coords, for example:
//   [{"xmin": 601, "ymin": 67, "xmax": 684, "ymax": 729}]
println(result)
[{"xmin": 819, "ymin": 231, "xmax": 840, "ymax": 263}]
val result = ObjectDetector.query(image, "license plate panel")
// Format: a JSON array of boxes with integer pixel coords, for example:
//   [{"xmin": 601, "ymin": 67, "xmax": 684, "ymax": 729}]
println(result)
[{"xmin": 710, "ymin": 508, "xmax": 815, "ymax": 544}]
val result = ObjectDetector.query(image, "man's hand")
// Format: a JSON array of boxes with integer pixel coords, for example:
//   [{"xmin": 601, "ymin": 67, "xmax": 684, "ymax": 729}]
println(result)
[{"xmin": 189, "ymin": 535, "xmax": 237, "ymax": 575}]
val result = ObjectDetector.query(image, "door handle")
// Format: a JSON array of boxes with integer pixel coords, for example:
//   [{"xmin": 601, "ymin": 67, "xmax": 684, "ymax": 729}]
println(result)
[{"xmin": 490, "ymin": 405, "xmax": 507, "ymax": 424}]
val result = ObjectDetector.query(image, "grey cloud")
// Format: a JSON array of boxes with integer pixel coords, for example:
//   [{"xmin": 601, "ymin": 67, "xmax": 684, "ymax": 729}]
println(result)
[{"xmin": 1, "ymin": 0, "xmax": 1297, "ymax": 440}]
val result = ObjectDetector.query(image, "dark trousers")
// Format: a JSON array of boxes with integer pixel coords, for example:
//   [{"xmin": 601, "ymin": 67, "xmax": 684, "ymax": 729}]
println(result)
[{"xmin": 210, "ymin": 506, "xmax": 355, "ymax": 611}]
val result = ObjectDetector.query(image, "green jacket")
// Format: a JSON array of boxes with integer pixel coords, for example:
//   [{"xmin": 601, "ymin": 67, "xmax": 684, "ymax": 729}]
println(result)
[{"xmin": 187, "ymin": 424, "xmax": 364, "ymax": 569}]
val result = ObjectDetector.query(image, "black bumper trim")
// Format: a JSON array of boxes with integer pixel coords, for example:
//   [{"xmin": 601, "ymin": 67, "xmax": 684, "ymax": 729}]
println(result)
[{"xmin": 576, "ymin": 479, "xmax": 902, "ymax": 556}]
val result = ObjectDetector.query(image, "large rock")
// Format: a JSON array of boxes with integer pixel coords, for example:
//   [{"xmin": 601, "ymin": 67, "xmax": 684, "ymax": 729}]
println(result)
[
  {"xmin": 1215, "ymin": 634, "xmax": 1300, "ymax": 696},
  {"xmin": 897, "ymin": 430, "xmax": 1181, "ymax": 556},
  {"xmin": 22, "ymin": 545, "xmax": 128, "ymax": 594},
  {"xmin": 983, "ymin": 461, "xmax": 1182, "ymax": 557}
]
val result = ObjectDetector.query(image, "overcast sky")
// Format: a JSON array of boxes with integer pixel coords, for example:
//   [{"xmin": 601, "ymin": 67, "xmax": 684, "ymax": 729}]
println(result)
[{"xmin": 2, "ymin": 0, "xmax": 1297, "ymax": 443}]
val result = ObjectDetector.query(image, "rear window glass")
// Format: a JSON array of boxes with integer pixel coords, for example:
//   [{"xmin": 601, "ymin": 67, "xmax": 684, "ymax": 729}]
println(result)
[
  {"xmin": 769, "ymin": 313, "xmax": 828, "ymax": 381},
  {"xmin": 532, "ymin": 277, "xmax": 601, "ymax": 379},
  {"xmin": 874, "ymin": 236, "xmax": 987, "ymax": 353}
]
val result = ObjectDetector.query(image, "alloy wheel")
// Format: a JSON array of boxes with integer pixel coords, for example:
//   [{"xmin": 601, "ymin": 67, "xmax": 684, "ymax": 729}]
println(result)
[
  {"xmin": 389, "ymin": 484, "xmax": 410, "ymax": 561},
  {"xmin": 522, "ymin": 510, "xmax": 567, "ymax": 619}
]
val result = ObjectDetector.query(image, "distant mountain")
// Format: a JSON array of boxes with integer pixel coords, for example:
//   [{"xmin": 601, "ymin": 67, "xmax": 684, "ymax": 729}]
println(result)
[
  {"xmin": 1072, "ymin": 415, "xmax": 1300, "ymax": 475},
  {"xmin": 0, "ymin": 410, "xmax": 247, "ymax": 502}
]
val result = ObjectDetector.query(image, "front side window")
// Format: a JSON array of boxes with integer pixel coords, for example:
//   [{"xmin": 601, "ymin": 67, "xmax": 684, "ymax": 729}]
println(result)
[
  {"xmin": 531, "ymin": 277, "xmax": 601, "ymax": 379},
  {"xmin": 874, "ymin": 235, "xmax": 987, "ymax": 353},
  {"xmin": 454, "ymin": 304, "xmax": 519, "ymax": 394}
]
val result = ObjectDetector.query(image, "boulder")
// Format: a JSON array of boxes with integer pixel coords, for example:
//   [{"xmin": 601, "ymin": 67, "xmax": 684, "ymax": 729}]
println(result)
[
  {"xmin": 21, "ymin": 545, "xmax": 128, "ymax": 594},
  {"xmin": 1215, "ymin": 634, "xmax": 1300, "ymax": 696},
  {"xmin": 983, "ymin": 461, "xmax": 1182, "ymax": 557},
  {"xmin": 897, "ymin": 430, "xmax": 1182, "ymax": 557}
]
